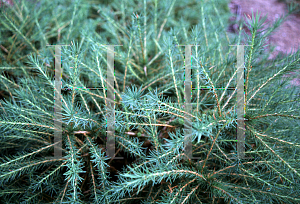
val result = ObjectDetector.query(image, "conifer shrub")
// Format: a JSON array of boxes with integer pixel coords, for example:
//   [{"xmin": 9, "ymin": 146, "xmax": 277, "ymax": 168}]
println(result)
[
  {"xmin": 280, "ymin": 0, "xmax": 300, "ymax": 13},
  {"xmin": 0, "ymin": 0, "xmax": 300, "ymax": 203}
]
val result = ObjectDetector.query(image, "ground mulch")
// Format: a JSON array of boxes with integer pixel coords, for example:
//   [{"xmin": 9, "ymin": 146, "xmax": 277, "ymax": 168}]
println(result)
[{"xmin": 228, "ymin": 0, "xmax": 300, "ymax": 89}]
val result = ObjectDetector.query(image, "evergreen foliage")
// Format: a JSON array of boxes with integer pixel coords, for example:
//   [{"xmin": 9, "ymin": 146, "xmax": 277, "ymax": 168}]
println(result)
[{"xmin": 0, "ymin": 0, "xmax": 300, "ymax": 203}]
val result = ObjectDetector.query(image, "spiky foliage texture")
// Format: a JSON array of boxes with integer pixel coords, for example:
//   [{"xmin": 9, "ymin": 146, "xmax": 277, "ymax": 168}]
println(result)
[
  {"xmin": 0, "ymin": 0, "xmax": 300, "ymax": 203},
  {"xmin": 279, "ymin": 0, "xmax": 300, "ymax": 14}
]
